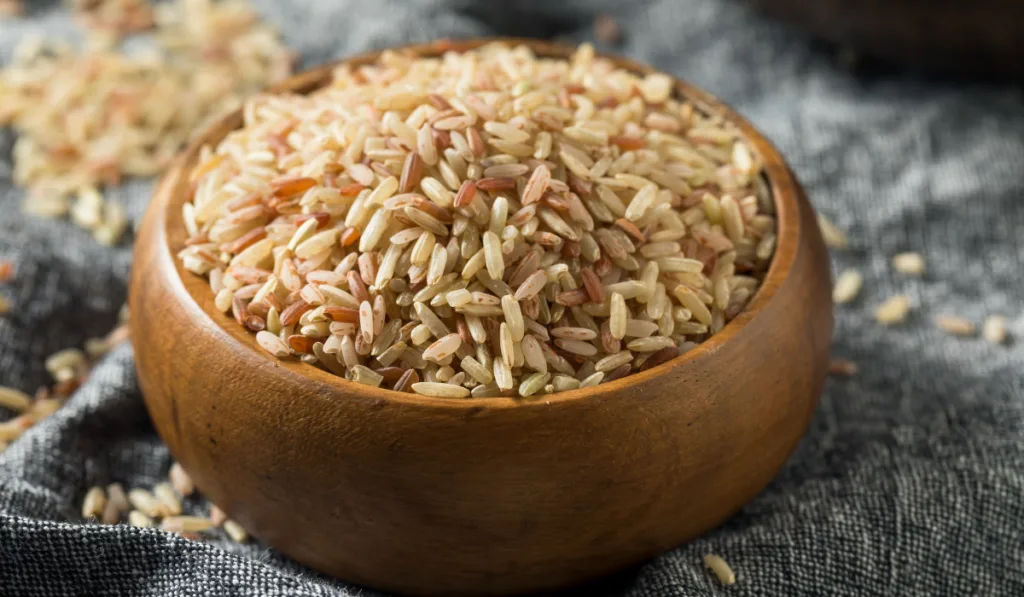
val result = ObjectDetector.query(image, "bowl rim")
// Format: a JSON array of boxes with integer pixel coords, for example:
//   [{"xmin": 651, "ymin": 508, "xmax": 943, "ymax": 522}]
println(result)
[{"xmin": 155, "ymin": 37, "xmax": 804, "ymax": 410}]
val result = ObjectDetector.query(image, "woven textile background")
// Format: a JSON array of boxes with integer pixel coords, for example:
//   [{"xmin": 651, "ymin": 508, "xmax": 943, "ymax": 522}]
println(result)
[{"xmin": 2, "ymin": 0, "xmax": 1023, "ymax": 595}]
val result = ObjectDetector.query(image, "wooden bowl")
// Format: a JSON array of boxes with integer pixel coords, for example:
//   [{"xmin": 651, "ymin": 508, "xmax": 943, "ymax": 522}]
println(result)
[
  {"xmin": 749, "ymin": 0, "xmax": 1024, "ymax": 77},
  {"xmin": 130, "ymin": 38, "xmax": 833, "ymax": 596}
]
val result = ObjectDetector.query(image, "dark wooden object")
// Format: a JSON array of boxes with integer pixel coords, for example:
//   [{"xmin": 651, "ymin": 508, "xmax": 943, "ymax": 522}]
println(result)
[
  {"xmin": 750, "ymin": 0, "xmax": 1024, "ymax": 77},
  {"xmin": 130, "ymin": 38, "xmax": 834, "ymax": 596}
]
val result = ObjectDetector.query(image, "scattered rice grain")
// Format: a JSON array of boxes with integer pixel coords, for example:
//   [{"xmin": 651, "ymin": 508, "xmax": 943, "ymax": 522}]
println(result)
[
  {"xmin": 892, "ymin": 252, "xmax": 925, "ymax": 275},
  {"xmin": 153, "ymin": 482, "xmax": 183, "ymax": 516},
  {"xmin": 704, "ymin": 554, "xmax": 736, "ymax": 585},
  {"xmin": 81, "ymin": 486, "xmax": 107, "ymax": 519},
  {"xmin": 0, "ymin": 386, "xmax": 32, "ymax": 412},
  {"xmin": 817, "ymin": 214, "xmax": 847, "ymax": 249},
  {"xmin": 874, "ymin": 295, "xmax": 911, "ymax": 325},
  {"xmin": 168, "ymin": 463, "xmax": 194, "ymax": 497},
  {"xmin": 935, "ymin": 314, "xmax": 975, "ymax": 336},
  {"xmin": 128, "ymin": 510, "xmax": 154, "ymax": 528},
  {"xmin": 832, "ymin": 269, "xmax": 862, "ymax": 304},
  {"xmin": 161, "ymin": 515, "xmax": 215, "ymax": 534},
  {"xmin": 223, "ymin": 519, "xmax": 249, "ymax": 543},
  {"xmin": 828, "ymin": 358, "xmax": 858, "ymax": 376},
  {"xmin": 983, "ymin": 315, "xmax": 1007, "ymax": 345}
]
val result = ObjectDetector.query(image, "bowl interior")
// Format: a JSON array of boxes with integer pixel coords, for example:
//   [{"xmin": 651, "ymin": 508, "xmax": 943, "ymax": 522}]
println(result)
[{"xmin": 159, "ymin": 37, "xmax": 805, "ymax": 409}]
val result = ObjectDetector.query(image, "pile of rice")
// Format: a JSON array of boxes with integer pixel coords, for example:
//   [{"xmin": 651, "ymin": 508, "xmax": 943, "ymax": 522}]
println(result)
[
  {"xmin": 71, "ymin": 0, "xmax": 155, "ymax": 36},
  {"xmin": 0, "ymin": 0, "xmax": 294, "ymax": 245},
  {"xmin": 179, "ymin": 42, "xmax": 776, "ymax": 399}
]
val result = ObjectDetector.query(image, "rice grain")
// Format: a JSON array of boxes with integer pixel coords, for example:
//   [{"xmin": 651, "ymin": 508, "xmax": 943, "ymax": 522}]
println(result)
[
  {"xmin": 153, "ymin": 482, "xmax": 183, "ymax": 516},
  {"xmin": 875, "ymin": 295, "xmax": 911, "ymax": 325},
  {"xmin": 832, "ymin": 269, "xmax": 862, "ymax": 304},
  {"xmin": 81, "ymin": 486, "xmax": 107, "ymax": 519},
  {"xmin": 103, "ymin": 483, "xmax": 129, "ymax": 522},
  {"xmin": 817, "ymin": 215, "xmax": 847, "ymax": 249},
  {"xmin": 935, "ymin": 315, "xmax": 976, "ymax": 336},
  {"xmin": 412, "ymin": 382, "xmax": 470, "ymax": 398},
  {"xmin": 169, "ymin": 463, "xmax": 195, "ymax": 497},
  {"xmin": 129, "ymin": 510, "xmax": 154, "ymax": 528},
  {"xmin": 892, "ymin": 252, "xmax": 925, "ymax": 275},
  {"xmin": 128, "ymin": 488, "xmax": 168, "ymax": 518},
  {"xmin": 519, "ymin": 372, "xmax": 551, "ymax": 397},
  {"xmin": 161, "ymin": 516, "xmax": 215, "ymax": 534},
  {"xmin": 983, "ymin": 315, "xmax": 1007, "ymax": 345},
  {"xmin": 626, "ymin": 336, "xmax": 675, "ymax": 352},
  {"xmin": 0, "ymin": 386, "xmax": 32, "ymax": 412},
  {"xmin": 704, "ymin": 554, "xmax": 736, "ymax": 585},
  {"xmin": 223, "ymin": 519, "xmax": 249, "ymax": 543}
]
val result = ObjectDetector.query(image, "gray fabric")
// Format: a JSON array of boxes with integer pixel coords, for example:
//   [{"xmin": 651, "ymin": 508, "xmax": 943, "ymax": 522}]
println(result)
[{"xmin": 2, "ymin": 0, "xmax": 1023, "ymax": 595}]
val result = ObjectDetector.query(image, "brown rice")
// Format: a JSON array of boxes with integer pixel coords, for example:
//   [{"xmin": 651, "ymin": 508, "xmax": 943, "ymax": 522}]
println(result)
[
  {"xmin": 1, "ymin": 0, "xmax": 294, "ymax": 243},
  {"xmin": 0, "ymin": 261, "xmax": 13, "ymax": 283},
  {"xmin": 152, "ymin": 482, "xmax": 183, "ymax": 516},
  {"xmin": 828, "ymin": 358, "xmax": 858, "ymax": 376},
  {"xmin": 223, "ymin": 519, "xmax": 249, "ymax": 542},
  {"xmin": 892, "ymin": 252, "xmax": 925, "ymax": 275},
  {"xmin": 161, "ymin": 515, "xmax": 215, "ymax": 534},
  {"xmin": 104, "ymin": 483, "xmax": 130, "ymax": 524},
  {"xmin": 935, "ymin": 314, "xmax": 975, "ymax": 336},
  {"xmin": 832, "ymin": 269, "xmax": 862, "ymax": 304},
  {"xmin": 73, "ymin": 457, "xmax": 255, "ymax": 544},
  {"xmin": 128, "ymin": 488, "xmax": 168, "ymax": 518},
  {"xmin": 0, "ymin": 386, "xmax": 32, "ymax": 412},
  {"xmin": 0, "ymin": 309, "xmax": 129, "ymax": 449},
  {"xmin": 179, "ymin": 42, "xmax": 776, "ymax": 399},
  {"xmin": 982, "ymin": 315, "xmax": 1007, "ymax": 345},
  {"xmin": 72, "ymin": 0, "xmax": 155, "ymax": 37},
  {"xmin": 817, "ymin": 214, "xmax": 847, "ymax": 249},
  {"xmin": 128, "ymin": 510, "xmax": 154, "ymax": 528},
  {"xmin": 703, "ymin": 554, "xmax": 736, "ymax": 585},
  {"xmin": 81, "ymin": 486, "xmax": 107, "ymax": 519},
  {"xmin": 875, "ymin": 295, "xmax": 910, "ymax": 325}
]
